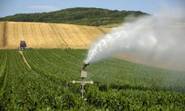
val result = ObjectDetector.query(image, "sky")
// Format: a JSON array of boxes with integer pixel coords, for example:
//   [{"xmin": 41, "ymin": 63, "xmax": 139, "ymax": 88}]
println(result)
[{"xmin": 0, "ymin": 0, "xmax": 184, "ymax": 17}]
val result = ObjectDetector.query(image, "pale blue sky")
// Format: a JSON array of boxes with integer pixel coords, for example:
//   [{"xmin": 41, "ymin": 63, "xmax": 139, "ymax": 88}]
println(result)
[{"xmin": 0, "ymin": 0, "xmax": 184, "ymax": 17}]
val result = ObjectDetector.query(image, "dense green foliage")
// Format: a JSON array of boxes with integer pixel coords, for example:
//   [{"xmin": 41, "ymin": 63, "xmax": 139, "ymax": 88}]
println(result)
[
  {"xmin": 0, "ymin": 7, "xmax": 148, "ymax": 26},
  {"xmin": 0, "ymin": 49, "xmax": 185, "ymax": 110}
]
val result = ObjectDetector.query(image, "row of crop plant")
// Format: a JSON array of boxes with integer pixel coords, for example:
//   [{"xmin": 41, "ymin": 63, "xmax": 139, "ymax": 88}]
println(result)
[{"xmin": 0, "ymin": 49, "xmax": 185, "ymax": 110}]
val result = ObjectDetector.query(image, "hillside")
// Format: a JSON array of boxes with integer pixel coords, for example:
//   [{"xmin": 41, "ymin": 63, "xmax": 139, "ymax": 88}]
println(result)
[
  {"xmin": 0, "ymin": 7, "xmax": 148, "ymax": 26},
  {"xmin": 0, "ymin": 22, "xmax": 110, "ymax": 49}
]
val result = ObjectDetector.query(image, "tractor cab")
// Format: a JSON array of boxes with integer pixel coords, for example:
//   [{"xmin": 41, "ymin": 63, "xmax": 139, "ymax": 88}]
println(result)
[{"xmin": 19, "ymin": 40, "xmax": 27, "ymax": 50}]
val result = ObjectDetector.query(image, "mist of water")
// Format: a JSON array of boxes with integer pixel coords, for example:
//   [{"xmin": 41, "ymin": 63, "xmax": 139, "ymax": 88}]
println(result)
[{"xmin": 85, "ymin": 8, "xmax": 185, "ymax": 70}]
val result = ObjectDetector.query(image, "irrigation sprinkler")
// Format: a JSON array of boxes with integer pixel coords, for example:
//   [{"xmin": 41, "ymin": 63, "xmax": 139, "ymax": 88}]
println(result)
[{"xmin": 71, "ymin": 63, "xmax": 93, "ymax": 100}]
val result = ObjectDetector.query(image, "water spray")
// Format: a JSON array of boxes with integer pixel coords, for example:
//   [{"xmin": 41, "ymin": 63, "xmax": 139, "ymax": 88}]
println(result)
[
  {"xmin": 85, "ymin": 8, "xmax": 185, "ymax": 70},
  {"xmin": 71, "ymin": 63, "xmax": 93, "ymax": 100}
]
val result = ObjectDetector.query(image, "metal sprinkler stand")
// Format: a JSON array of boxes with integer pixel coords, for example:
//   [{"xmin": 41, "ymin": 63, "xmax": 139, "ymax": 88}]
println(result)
[{"xmin": 71, "ymin": 64, "xmax": 93, "ymax": 100}]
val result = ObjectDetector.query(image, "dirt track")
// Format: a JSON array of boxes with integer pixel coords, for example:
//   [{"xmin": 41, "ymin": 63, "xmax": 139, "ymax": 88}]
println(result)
[
  {"xmin": 0, "ymin": 22, "xmax": 111, "ymax": 49},
  {"xmin": 18, "ymin": 51, "xmax": 32, "ymax": 69}
]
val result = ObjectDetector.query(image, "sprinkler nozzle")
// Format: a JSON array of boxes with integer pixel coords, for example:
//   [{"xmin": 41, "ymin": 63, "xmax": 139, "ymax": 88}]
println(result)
[{"xmin": 82, "ymin": 63, "xmax": 90, "ymax": 70}]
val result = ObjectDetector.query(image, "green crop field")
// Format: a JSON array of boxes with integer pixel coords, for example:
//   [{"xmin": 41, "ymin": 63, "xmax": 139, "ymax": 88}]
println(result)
[{"xmin": 0, "ymin": 49, "xmax": 185, "ymax": 111}]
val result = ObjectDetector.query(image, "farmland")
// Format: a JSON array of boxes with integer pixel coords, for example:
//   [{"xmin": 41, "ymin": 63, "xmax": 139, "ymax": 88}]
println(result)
[
  {"xmin": 0, "ymin": 22, "xmax": 110, "ymax": 49},
  {"xmin": 0, "ymin": 49, "xmax": 185, "ymax": 110}
]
